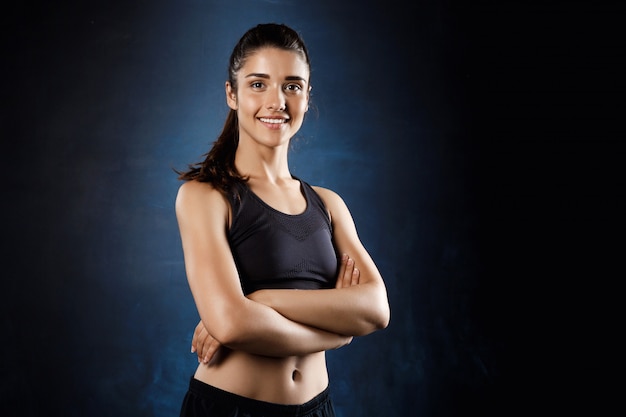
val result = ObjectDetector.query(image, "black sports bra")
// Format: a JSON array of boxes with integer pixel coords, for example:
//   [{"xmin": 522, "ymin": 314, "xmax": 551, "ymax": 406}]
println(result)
[{"xmin": 226, "ymin": 178, "xmax": 338, "ymax": 295}]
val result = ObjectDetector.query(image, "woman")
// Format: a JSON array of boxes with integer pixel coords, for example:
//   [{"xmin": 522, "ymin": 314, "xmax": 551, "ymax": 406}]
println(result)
[{"xmin": 175, "ymin": 23, "xmax": 390, "ymax": 417}]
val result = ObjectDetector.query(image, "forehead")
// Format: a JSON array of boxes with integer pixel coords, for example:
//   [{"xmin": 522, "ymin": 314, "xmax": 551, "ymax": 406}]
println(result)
[{"xmin": 239, "ymin": 47, "xmax": 310, "ymax": 79}]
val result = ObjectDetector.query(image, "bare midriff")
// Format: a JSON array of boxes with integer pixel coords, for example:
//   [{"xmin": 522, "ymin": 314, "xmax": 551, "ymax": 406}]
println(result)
[{"xmin": 193, "ymin": 349, "xmax": 328, "ymax": 405}]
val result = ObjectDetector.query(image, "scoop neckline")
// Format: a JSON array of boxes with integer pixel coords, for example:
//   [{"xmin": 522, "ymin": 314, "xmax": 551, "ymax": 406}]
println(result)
[{"xmin": 244, "ymin": 178, "xmax": 309, "ymax": 217}]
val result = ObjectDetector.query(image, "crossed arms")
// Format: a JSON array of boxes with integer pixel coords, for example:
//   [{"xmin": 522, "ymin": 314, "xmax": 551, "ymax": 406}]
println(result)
[{"xmin": 175, "ymin": 181, "xmax": 390, "ymax": 362}]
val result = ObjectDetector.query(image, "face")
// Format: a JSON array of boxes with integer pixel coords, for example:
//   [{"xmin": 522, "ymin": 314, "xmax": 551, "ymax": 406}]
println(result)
[{"xmin": 226, "ymin": 47, "xmax": 310, "ymax": 150}]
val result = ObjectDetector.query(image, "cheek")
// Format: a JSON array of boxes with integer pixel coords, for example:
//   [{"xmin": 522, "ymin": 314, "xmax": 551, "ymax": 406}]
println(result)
[
  {"xmin": 237, "ymin": 98, "xmax": 259, "ymax": 115},
  {"xmin": 290, "ymin": 97, "xmax": 309, "ymax": 114}
]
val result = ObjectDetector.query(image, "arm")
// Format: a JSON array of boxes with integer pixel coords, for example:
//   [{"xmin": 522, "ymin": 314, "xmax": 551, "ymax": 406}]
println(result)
[
  {"xmin": 249, "ymin": 187, "xmax": 390, "ymax": 337},
  {"xmin": 176, "ymin": 180, "xmax": 352, "ymax": 357},
  {"xmin": 192, "ymin": 253, "xmax": 361, "ymax": 364}
]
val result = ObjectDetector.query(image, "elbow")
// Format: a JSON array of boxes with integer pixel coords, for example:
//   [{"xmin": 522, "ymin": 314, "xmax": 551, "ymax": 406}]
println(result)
[
  {"xmin": 211, "ymin": 321, "xmax": 242, "ymax": 347},
  {"xmin": 201, "ymin": 306, "xmax": 250, "ymax": 348},
  {"xmin": 369, "ymin": 286, "xmax": 391, "ymax": 331},
  {"xmin": 376, "ymin": 304, "xmax": 391, "ymax": 330},
  {"xmin": 207, "ymin": 299, "xmax": 267, "ymax": 349},
  {"xmin": 211, "ymin": 314, "xmax": 257, "ymax": 348},
  {"xmin": 370, "ymin": 302, "xmax": 391, "ymax": 331},
  {"xmin": 354, "ymin": 300, "xmax": 390, "ymax": 336}
]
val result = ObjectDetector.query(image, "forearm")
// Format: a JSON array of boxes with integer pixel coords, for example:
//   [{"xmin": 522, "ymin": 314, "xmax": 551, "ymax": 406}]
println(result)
[
  {"xmin": 250, "ymin": 283, "xmax": 390, "ymax": 337},
  {"xmin": 209, "ymin": 298, "xmax": 350, "ymax": 357}
]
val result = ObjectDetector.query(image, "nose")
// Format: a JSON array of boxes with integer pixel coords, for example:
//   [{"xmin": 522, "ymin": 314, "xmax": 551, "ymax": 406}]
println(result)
[{"xmin": 266, "ymin": 86, "xmax": 286, "ymax": 111}]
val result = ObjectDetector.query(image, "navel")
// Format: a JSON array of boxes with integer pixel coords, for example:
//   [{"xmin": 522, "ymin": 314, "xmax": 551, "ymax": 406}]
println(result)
[{"xmin": 291, "ymin": 369, "xmax": 301, "ymax": 382}]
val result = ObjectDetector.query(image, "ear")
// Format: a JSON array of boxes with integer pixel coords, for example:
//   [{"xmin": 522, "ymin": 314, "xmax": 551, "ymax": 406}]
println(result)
[
  {"xmin": 225, "ymin": 81, "xmax": 238, "ymax": 110},
  {"xmin": 305, "ymin": 85, "xmax": 312, "ymax": 112}
]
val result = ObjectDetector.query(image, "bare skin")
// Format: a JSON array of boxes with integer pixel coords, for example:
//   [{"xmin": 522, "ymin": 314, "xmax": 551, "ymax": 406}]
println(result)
[
  {"xmin": 190, "ymin": 253, "xmax": 362, "ymax": 403},
  {"xmin": 176, "ymin": 47, "xmax": 389, "ymax": 405},
  {"xmin": 191, "ymin": 253, "xmax": 362, "ymax": 363}
]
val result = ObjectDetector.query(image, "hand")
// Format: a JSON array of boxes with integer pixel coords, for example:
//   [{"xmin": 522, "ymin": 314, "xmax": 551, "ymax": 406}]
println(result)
[
  {"xmin": 191, "ymin": 320, "xmax": 221, "ymax": 364},
  {"xmin": 335, "ymin": 254, "xmax": 360, "ymax": 289}
]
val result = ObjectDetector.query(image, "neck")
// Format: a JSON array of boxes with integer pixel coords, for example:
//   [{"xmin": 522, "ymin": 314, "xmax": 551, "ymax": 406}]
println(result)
[{"xmin": 234, "ymin": 141, "xmax": 291, "ymax": 184}]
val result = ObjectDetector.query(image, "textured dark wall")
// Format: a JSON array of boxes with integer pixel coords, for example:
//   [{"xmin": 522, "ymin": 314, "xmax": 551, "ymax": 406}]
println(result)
[
  {"xmin": 9, "ymin": 0, "xmax": 621, "ymax": 416},
  {"xmin": 5, "ymin": 1, "xmax": 483, "ymax": 416}
]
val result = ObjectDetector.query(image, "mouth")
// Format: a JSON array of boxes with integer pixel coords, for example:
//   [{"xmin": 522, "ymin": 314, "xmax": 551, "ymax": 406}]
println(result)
[{"xmin": 258, "ymin": 117, "xmax": 289, "ymax": 125}]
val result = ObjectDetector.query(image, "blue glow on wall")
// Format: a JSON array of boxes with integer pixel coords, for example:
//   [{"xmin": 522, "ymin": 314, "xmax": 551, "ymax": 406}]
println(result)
[{"xmin": 2, "ymin": 1, "xmax": 510, "ymax": 416}]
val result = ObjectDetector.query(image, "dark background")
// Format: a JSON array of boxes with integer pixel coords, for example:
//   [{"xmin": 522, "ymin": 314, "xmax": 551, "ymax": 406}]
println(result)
[{"xmin": 2, "ymin": 1, "xmax": 623, "ymax": 416}]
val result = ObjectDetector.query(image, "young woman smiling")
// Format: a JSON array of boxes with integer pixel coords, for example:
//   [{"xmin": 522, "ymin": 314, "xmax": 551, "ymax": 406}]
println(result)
[{"xmin": 175, "ymin": 23, "xmax": 390, "ymax": 417}]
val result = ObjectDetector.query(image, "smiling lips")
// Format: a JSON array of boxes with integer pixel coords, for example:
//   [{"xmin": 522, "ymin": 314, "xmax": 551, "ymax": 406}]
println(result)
[
  {"xmin": 258, "ymin": 117, "xmax": 289, "ymax": 130},
  {"xmin": 259, "ymin": 117, "xmax": 288, "ymax": 124}
]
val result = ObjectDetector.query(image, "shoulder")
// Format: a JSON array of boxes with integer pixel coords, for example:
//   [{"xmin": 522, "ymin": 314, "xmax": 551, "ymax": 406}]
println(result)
[
  {"xmin": 311, "ymin": 185, "xmax": 350, "ymax": 217},
  {"xmin": 176, "ymin": 179, "xmax": 223, "ymax": 204},
  {"xmin": 175, "ymin": 180, "xmax": 229, "ymax": 219},
  {"xmin": 311, "ymin": 185, "xmax": 342, "ymax": 203}
]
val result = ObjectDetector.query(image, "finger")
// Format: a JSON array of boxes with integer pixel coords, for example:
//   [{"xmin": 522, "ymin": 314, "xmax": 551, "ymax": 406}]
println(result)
[
  {"xmin": 193, "ymin": 326, "xmax": 208, "ymax": 359},
  {"xmin": 202, "ymin": 338, "xmax": 221, "ymax": 364},
  {"xmin": 335, "ymin": 254, "xmax": 348, "ymax": 288},
  {"xmin": 195, "ymin": 328, "xmax": 210, "ymax": 362},
  {"xmin": 342, "ymin": 258, "xmax": 354, "ymax": 288},
  {"xmin": 191, "ymin": 321, "xmax": 204, "ymax": 353},
  {"xmin": 192, "ymin": 322, "xmax": 206, "ymax": 353},
  {"xmin": 351, "ymin": 267, "xmax": 360, "ymax": 286},
  {"xmin": 201, "ymin": 335, "xmax": 217, "ymax": 363}
]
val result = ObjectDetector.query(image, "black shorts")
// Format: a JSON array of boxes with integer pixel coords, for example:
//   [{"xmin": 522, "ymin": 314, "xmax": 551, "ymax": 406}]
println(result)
[{"xmin": 179, "ymin": 377, "xmax": 336, "ymax": 417}]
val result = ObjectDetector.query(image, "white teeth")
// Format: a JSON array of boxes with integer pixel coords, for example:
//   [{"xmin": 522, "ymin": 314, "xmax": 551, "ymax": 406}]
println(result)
[{"xmin": 259, "ymin": 118, "xmax": 286, "ymax": 124}]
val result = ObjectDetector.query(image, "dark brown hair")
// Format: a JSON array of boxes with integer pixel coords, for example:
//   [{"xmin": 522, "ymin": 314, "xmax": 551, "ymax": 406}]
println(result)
[{"xmin": 176, "ymin": 23, "xmax": 311, "ymax": 193}]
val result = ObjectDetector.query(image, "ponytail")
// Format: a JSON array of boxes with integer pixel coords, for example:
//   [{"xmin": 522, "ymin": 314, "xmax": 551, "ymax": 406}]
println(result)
[{"xmin": 176, "ymin": 109, "xmax": 247, "ymax": 193}]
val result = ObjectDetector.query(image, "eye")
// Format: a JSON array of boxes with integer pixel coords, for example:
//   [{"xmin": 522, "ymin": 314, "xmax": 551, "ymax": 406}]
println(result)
[
  {"xmin": 250, "ymin": 81, "xmax": 265, "ymax": 89},
  {"xmin": 284, "ymin": 83, "xmax": 303, "ymax": 92}
]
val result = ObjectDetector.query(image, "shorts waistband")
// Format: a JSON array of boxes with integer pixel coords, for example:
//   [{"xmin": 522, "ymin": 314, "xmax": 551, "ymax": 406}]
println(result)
[{"xmin": 188, "ymin": 377, "xmax": 331, "ymax": 417}]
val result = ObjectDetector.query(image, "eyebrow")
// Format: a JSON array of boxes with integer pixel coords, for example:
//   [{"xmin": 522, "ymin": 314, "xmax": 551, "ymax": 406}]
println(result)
[{"xmin": 244, "ymin": 73, "xmax": 308, "ymax": 83}]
